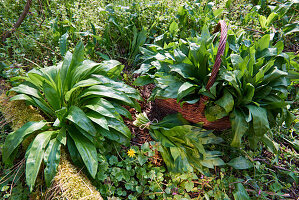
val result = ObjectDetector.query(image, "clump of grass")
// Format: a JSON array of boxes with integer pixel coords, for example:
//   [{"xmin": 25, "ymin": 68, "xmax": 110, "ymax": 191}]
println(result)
[{"xmin": 0, "ymin": 83, "xmax": 102, "ymax": 199}]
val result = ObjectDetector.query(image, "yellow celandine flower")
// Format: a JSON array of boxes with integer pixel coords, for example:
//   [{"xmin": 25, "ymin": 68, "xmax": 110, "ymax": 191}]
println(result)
[{"xmin": 127, "ymin": 148, "xmax": 136, "ymax": 158}]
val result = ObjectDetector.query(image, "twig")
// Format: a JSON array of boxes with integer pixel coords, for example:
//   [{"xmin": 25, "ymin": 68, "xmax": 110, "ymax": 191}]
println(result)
[
  {"xmin": 2, "ymin": 0, "xmax": 32, "ymax": 42},
  {"xmin": 243, "ymin": 27, "xmax": 265, "ymax": 34},
  {"xmin": 246, "ymin": 189, "xmax": 291, "ymax": 198},
  {"xmin": 253, "ymin": 158, "xmax": 299, "ymax": 173},
  {"xmin": 143, "ymin": 191, "xmax": 164, "ymax": 196},
  {"xmin": 9, "ymin": 159, "xmax": 25, "ymax": 195},
  {"xmin": 15, "ymin": 31, "xmax": 57, "ymax": 54},
  {"xmin": 37, "ymin": 0, "xmax": 46, "ymax": 28}
]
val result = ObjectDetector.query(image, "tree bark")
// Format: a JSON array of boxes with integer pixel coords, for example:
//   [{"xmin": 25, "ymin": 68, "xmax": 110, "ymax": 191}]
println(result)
[{"xmin": 2, "ymin": 0, "xmax": 32, "ymax": 42}]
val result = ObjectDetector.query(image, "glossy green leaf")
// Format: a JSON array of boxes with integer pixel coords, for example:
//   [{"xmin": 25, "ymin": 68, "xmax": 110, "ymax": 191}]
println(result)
[
  {"xmin": 233, "ymin": 183, "xmax": 250, "ymax": 200},
  {"xmin": 133, "ymin": 75, "xmax": 154, "ymax": 86},
  {"xmin": 283, "ymin": 23, "xmax": 299, "ymax": 35},
  {"xmin": 215, "ymin": 90, "xmax": 234, "ymax": 113},
  {"xmin": 228, "ymin": 156, "xmax": 253, "ymax": 169},
  {"xmin": 43, "ymin": 81, "xmax": 61, "ymax": 110},
  {"xmin": 247, "ymin": 105, "xmax": 270, "ymax": 137},
  {"xmin": 169, "ymin": 21, "xmax": 178, "ymax": 36},
  {"xmin": 26, "ymin": 131, "xmax": 55, "ymax": 191},
  {"xmin": 107, "ymin": 118, "xmax": 131, "ymax": 139},
  {"xmin": 10, "ymin": 82, "xmax": 41, "ymax": 99},
  {"xmin": 44, "ymin": 137, "xmax": 61, "ymax": 187},
  {"xmin": 59, "ymin": 32, "xmax": 69, "ymax": 56},
  {"xmin": 85, "ymin": 98, "xmax": 121, "ymax": 120},
  {"xmin": 68, "ymin": 126, "xmax": 98, "ymax": 178},
  {"xmin": 98, "ymin": 60, "xmax": 123, "ymax": 78},
  {"xmin": 241, "ymin": 83, "xmax": 255, "ymax": 105},
  {"xmin": 66, "ymin": 106, "xmax": 96, "ymax": 136},
  {"xmin": 111, "ymin": 102, "xmax": 133, "ymax": 120},
  {"xmin": 177, "ymin": 82, "xmax": 196, "ymax": 102},
  {"xmin": 266, "ymin": 13, "xmax": 278, "ymax": 27},
  {"xmin": 86, "ymin": 111, "xmax": 109, "ymax": 130},
  {"xmin": 230, "ymin": 110, "xmax": 248, "ymax": 147},
  {"xmin": 65, "ymin": 78, "xmax": 101, "ymax": 101},
  {"xmin": 255, "ymin": 34, "xmax": 270, "ymax": 52},
  {"xmin": 259, "ymin": 15, "xmax": 267, "ymax": 29},
  {"xmin": 261, "ymin": 134, "xmax": 279, "ymax": 154},
  {"xmin": 81, "ymin": 85, "xmax": 134, "ymax": 106},
  {"xmin": 3, "ymin": 121, "xmax": 48, "ymax": 163}
]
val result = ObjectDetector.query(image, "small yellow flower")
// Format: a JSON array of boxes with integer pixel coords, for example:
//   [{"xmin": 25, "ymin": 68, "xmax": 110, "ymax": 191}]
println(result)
[{"xmin": 127, "ymin": 148, "xmax": 136, "ymax": 158}]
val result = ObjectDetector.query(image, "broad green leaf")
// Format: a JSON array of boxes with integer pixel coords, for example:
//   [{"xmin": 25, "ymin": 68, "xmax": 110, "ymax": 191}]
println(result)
[
  {"xmin": 91, "ymin": 75, "xmax": 142, "ymax": 101},
  {"xmin": 55, "ymin": 107, "xmax": 67, "ymax": 122},
  {"xmin": 42, "ymin": 65, "xmax": 59, "ymax": 85},
  {"xmin": 261, "ymin": 134, "xmax": 279, "ymax": 154},
  {"xmin": 66, "ymin": 106, "xmax": 96, "ymax": 136},
  {"xmin": 81, "ymin": 85, "xmax": 134, "ymax": 106},
  {"xmin": 228, "ymin": 156, "xmax": 253, "ymax": 169},
  {"xmin": 107, "ymin": 118, "xmax": 131, "ymax": 139},
  {"xmin": 169, "ymin": 21, "xmax": 179, "ymax": 36},
  {"xmin": 98, "ymin": 60, "xmax": 124, "ymax": 78},
  {"xmin": 59, "ymin": 32, "xmax": 69, "ymax": 56},
  {"xmin": 44, "ymin": 137, "xmax": 61, "ymax": 187},
  {"xmin": 69, "ymin": 41, "xmax": 85, "ymax": 73},
  {"xmin": 177, "ymin": 82, "xmax": 196, "ymax": 102},
  {"xmin": 26, "ymin": 131, "xmax": 55, "ymax": 191},
  {"xmin": 201, "ymin": 25, "xmax": 210, "ymax": 44},
  {"xmin": 96, "ymin": 126, "xmax": 129, "ymax": 146},
  {"xmin": 266, "ymin": 13, "xmax": 278, "ymax": 27},
  {"xmin": 86, "ymin": 111, "xmax": 109, "ymax": 130},
  {"xmin": 10, "ymin": 82, "xmax": 41, "ymax": 99},
  {"xmin": 255, "ymin": 34, "xmax": 270, "ymax": 52},
  {"xmin": 68, "ymin": 126, "xmax": 98, "ymax": 178},
  {"xmin": 71, "ymin": 61, "xmax": 100, "ymax": 86},
  {"xmin": 3, "ymin": 121, "xmax": 47, "ymax": 163},
  {"xmin": 233, "ymin": 183, "xmax": 250, "ymax": 200},
  {"xmin": 32, "ymin": 97, "xmax": 56, "ymax": 117},
  {"xmin": 247, "ymin": 105, "xmax": 270, "ymax": 137},
  {"xmin": 63, "ymin": 42, "xmax": 85, "ymax": 90},
  {"xmin": 43, "ymin": 81, "xmax": 61, "ymax": 110},
  {"xmin": 111, "ymin": 102, "xmax": 133, "ymax": 120},
  {"xmin": 263, "ymin": 68, "xmax": 287, "ymax": 83},
  {"xmin": 205, "ymin": 104, "xmax": 228, "ymax": 122},
  {"xmin": 174, "ymin": 49, "xmax": 187, "ymax": 62},
  {"xmin": 256, "ymin": 48, "xmax": 277, "ymax": 59},
  {"xmin": 133, "ymin": 75, "xmax": 154, "ymax": 86},
  {"xmin": 254, "ymin": 60, "xmax": 275, "ymax": 84},
  {"xmin": 155, "ymin": 75, "xmax": 183, "ymax": 99},
  {"xmin": 230, "ymin": 54, "xmax": 244, "ymax": 68},
  {"xmin": 60, "ymin": 51, "xmax": 72, "ymax": 89},
  {"xmin": 213, "ymin": 8, "xmax": 223, "ymax": 17},
  {"xmin": 27, "ymin": 69, "xmax": 47, "ymax": 89},
  {"xmin": 169, "ymin": 63, "xmax": 195, "ymax": 79},
  {"xmin": 283, "ymin": 23, "xmax": 299, "ymax": 35},
  {"xmin": 85, "ymin": 98, "xmax": 121, "ymax": 120},
  {"xmin": 220, "ymin": 71, "xmax": 242, "ymax": 96},
  {"xmin": 258, "ymin": 15, "xmax": 267, "ymax": 29},
  {"xmin": 65, "ymin": 78, "xmax": 100, "ymax": 101},
  {"xmin": 10, "ymin": 94, "xmax": 36, "ymax": 105},
  {"xmin": 215, "ymin": 90, "xmax": 234, "ymax": 113},
  {"xmin": 200, "ymin": 157, "xmax": 225, "ymax": 168},
  {"xmin": 274, "ymin": 41, "xmax": 284, "ymax": 54},
  {"xmin": 66, "ymin": 136, "xmax": 82, "ymax": 165},
  {"xmin": 241, "ymin": 83, "xmax": 255, "ymax": 105},
  {"xmin": 151, "ymin": 130, "xmax": 176, "ymax": 148},
  {"xmin": 230, "ymin": 110, "xmax": 248, "ymax": 147}
]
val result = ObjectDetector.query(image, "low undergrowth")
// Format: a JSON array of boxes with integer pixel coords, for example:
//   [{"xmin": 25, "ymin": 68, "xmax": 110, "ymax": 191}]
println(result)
[{"xmin": 0, "ymin": 0, "xmax": 298, "ymax": 199}]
